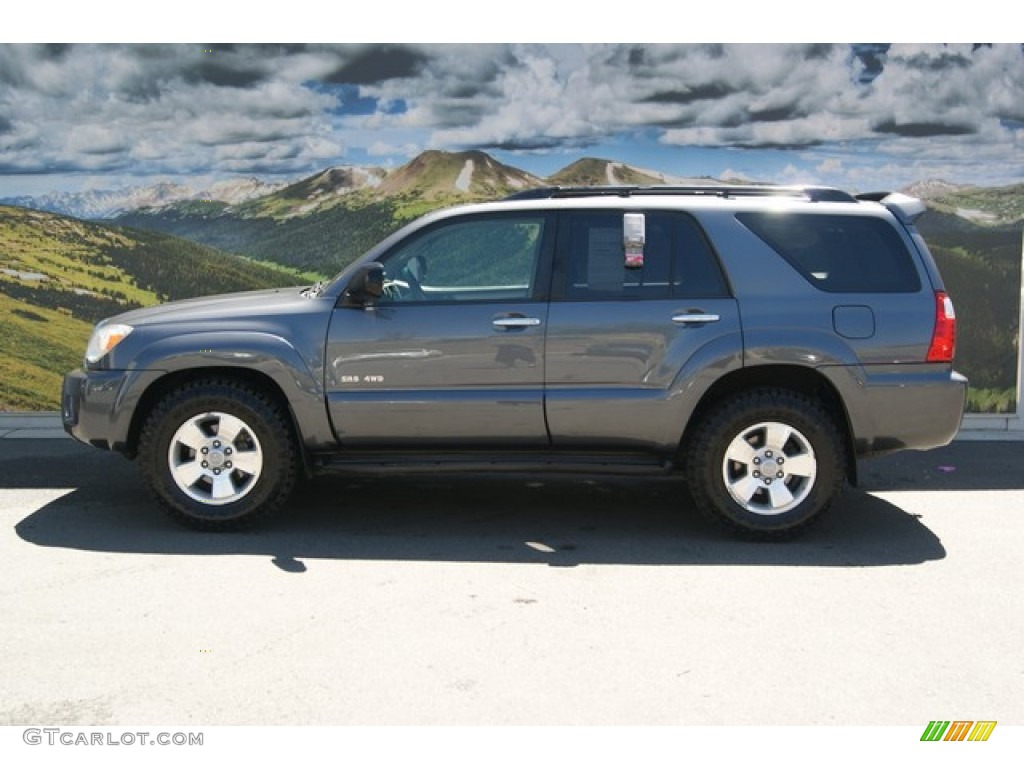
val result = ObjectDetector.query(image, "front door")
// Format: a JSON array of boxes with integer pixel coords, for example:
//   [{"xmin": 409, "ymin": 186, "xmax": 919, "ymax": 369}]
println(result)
[{"xmin": 325, "ymin": 212, "xmax": 553, "ymax": 446}]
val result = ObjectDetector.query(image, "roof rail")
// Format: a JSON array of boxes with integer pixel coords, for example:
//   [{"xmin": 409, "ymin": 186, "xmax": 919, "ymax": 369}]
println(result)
[{"xmin": 504, "ymin": 184, "xmax": 858, "ymax": 203}]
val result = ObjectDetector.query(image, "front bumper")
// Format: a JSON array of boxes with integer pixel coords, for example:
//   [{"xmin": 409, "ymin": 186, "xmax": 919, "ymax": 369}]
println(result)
[{"xmin": 62, "ymin": 369, "xmax": 135, "ymax": 452}]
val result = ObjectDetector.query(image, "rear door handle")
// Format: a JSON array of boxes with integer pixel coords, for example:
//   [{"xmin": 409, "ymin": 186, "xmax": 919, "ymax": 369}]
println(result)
[
  {"xmin": 492, "ymin": 316, "xmax": 542, "ymax": 330},
  {"xmin": 672, "ymin": 313, "xmax": 720, "ymax": 325}
]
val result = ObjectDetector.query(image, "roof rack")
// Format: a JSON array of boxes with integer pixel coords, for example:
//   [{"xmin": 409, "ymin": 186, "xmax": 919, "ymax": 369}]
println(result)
[{"xmin": 504, "ymin": 185, "xmax": 858, "ymax": 203}]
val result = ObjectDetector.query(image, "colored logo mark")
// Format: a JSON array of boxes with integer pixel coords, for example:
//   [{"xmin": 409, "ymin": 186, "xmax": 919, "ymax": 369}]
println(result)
[{"xmin": 920, "ymin": 720, "xmax": 997, "ymax": 742}]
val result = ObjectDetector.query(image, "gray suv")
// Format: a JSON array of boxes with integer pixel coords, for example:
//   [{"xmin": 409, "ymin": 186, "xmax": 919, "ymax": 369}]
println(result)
[{"xmin": 62, "ymin": 185, "xmax": 967, "ymax": 538}]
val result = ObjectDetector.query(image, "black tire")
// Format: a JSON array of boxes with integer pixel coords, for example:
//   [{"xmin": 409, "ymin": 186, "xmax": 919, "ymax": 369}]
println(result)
[
  {"xmin": 684, "ymin": 389, "xmax": 846, "ymax": 540},
  {"xmin": 137, "ymin": 378, "xmax": 298, "ymax": 531}
]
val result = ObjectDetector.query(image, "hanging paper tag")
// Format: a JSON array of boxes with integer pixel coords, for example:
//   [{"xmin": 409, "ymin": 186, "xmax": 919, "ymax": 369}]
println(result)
[{"xmin": 623, "ymin": 213, "xmax": 645, "ymax": 269}]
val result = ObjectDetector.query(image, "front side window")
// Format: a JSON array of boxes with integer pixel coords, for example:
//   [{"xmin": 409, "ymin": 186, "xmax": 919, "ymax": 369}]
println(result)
[{"xmin": 378, "ymin": 215, "xmax": 546, "ymax": 303}]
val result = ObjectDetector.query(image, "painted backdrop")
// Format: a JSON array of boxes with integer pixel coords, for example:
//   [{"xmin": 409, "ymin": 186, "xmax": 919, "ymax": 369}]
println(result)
[{"xmin": 0, "ymin": 44, "xmax": 1021, "ymax": 411}]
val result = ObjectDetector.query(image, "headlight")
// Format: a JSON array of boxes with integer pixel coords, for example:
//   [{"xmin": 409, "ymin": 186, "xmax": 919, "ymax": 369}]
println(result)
[{"xmin": 85, "ymin": 323, "xmax": 133, "ymax": 364}]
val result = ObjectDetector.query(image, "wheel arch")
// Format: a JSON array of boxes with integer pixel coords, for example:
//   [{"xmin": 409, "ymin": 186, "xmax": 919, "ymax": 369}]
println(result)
[
  {"xmin": 681, "ymin": 364, "xmax": 857, "ymax": 485},
  {"xmin": 124, "ymin": 367, "xmax": 307, "ymax": 473}
]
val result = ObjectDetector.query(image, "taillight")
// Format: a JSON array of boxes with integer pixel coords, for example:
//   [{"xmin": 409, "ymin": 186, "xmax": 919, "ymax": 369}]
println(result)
[{"xmin": 926, "ymin": 290, "xmax": 956, "ymax": 362}]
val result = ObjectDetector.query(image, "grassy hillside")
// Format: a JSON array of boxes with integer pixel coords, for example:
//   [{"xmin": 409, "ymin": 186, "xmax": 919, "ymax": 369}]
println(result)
[
  {"xmin": 0, "ymin": 205, "xmax": 305, "ymax": 410},
  {"xmin": 0, "ymin": 292, "xmax": 92, "ymax": 410},
  {"xmin": 117, "ymin": 197, "xmax": 407, "ymax": 276}
]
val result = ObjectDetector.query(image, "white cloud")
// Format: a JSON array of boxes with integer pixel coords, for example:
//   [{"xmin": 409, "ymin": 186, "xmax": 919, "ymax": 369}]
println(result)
[
  {"xmin": 367, "ymin": 141, "xmax": 421, "ymax": 157},
  {"xmin": 0, "ymin": 43, "xmax": 1021, "ymax": 192},
  {"xmin": 816, "ymin": 158, "xmax": 843, "ymax": 174}
]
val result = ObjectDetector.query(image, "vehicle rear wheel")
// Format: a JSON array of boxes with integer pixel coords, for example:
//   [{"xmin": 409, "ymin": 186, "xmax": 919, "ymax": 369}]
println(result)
[
  {"xmin": 137, "ymin": 378, "xmax": 298, "ymax": 531},
  {"xmin": 685, "ymin": 389, "xmax": 845, "ymax": 539}
]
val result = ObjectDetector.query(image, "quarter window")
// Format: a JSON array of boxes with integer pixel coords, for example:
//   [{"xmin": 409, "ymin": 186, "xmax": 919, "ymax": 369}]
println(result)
[{"xmin": 737, "ymin": 212, "xmax": 921, "ymax": 293}]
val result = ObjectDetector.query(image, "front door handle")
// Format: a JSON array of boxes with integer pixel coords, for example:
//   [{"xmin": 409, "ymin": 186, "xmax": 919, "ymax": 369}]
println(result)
[
  {"xmin": 672, "ymin": 312, "xmax": 720, "ymax": 325},
  {"xmin": 493, "ymin": 316, "xmax": 542, "ymax": 330}
]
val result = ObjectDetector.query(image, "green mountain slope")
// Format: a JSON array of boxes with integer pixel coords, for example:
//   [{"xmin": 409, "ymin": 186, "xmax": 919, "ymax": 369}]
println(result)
[
  {"xmin": 0, "ymin": 205, "xmax": 304, "ymax": 409},
  {"xmin": 237, "ymin": 166, "xmax": 387, "ymax": 220},
  {"xmin": 546, "ymin": 157, "xmax": 667, "ymax": 186},
  {"xmin": 117, "ymin": 197, "xmax": 405, "ymax": 275},
  {"xmin": 376, "ymin": 150, "xmax": 541, "ymax": 210},
  {"xmin": 111, "ymin": 150, "xmax": 548, "ymax": 275}
]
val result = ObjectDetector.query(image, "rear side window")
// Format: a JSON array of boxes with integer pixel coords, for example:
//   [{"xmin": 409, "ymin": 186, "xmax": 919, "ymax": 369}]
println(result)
[
  {"xmin": 558, "ymin": 211, "xmax": 730, "ymax": 300},
  {"xmin": 736, "ymin": 212, "xmax": 921, "ymax": 293}
]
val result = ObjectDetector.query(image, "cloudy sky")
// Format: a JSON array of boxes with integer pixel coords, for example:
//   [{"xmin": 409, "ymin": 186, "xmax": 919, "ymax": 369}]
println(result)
[{"xmin": 1, "ymin": 42, "xmax": 1022, "ymax": 196}]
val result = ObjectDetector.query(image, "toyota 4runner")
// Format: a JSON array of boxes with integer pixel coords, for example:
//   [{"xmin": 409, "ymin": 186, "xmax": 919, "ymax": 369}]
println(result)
[{"xmin": 62, "ymin": 185, "xmax": 968, "ymax": 538}]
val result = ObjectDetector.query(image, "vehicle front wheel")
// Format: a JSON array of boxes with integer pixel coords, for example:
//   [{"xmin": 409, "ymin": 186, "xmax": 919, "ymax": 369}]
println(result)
[
  {"xmin": 685, "ymin": 389, "xmax": 846, "ymax": 539},
  {"xmin": 137, "ymin": 379, "xmax": 298, "ymax": 531}
]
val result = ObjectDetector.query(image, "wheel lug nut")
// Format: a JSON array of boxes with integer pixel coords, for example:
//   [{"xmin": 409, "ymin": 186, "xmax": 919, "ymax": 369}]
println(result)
[
  {"xmin": 753, "ymin": 470, "xmax": 761, "ymax": 478},
  {"xmin": 201, "ymin": 461, "xmax": 208, "ymax": 468},
  {"xmin": 765, "ymin": 450, "xmax": 773, "ymax": 458},
  {"xmin": 201, "ymin": 447, "xmax": 209, "ymax": 455},
  {"xmin": 765, "ymin": 478, "xmax": 773, "ymax": 485},
  {"xmin": 753, "ymin": 458, "xmax": 761, "ymax": 465},
  {"xmin": 777, "ymin": 471, "xmax": 784, "ymax": 478},
  {"xmin": 777, "ymin": 457, "xmax": 784, "ymax": 464},
  {"xmin": 213, "ymin": 441, "xmax": 221, "ymax": 448},
  {"xmin": 225, "ymin": 462, "xmax": 232, "ymax": 469},
  {"xmin": 213, "ymin": 468, "xmax": 221, "ymax": 475},
  {"xmin": 225, "ymin": 447, "xmax": 232, "ymax": 455}
]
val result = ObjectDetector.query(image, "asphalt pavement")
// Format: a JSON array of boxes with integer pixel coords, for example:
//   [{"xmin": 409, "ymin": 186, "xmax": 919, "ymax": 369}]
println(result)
[{"xmin": 1, "ymin": 433, "xmax": 1022, "ymax": 726}]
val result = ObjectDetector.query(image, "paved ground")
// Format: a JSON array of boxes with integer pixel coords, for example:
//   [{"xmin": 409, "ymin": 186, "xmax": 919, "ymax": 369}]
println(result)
[{"xmin": 1, "ymin": 437, "xmax": 1022, "ymax": 725}]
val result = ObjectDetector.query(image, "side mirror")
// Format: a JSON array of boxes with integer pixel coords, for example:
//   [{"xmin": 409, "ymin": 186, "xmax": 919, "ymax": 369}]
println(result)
[{"xmin": 341, "ymin": 262, "xmax": 384, "ymax": 307}]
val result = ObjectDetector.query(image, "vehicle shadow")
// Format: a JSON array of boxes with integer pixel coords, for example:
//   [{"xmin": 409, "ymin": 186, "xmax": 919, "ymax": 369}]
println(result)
[
  {"xmin": 9, "ymin": 440, "xmax": 953, "ymax": 569},
  {"xmin": 857, "ymin": 440, "xmax": 1024, "ymax": 491}
]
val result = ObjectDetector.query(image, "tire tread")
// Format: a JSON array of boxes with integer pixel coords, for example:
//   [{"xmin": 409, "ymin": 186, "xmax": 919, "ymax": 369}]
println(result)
[
  {"xmin": 137, "ymin": 377, "xmax": 297, "ymax": 531},
  {"xmin": 684, "ymin": 388, "xmax": 846, "ymax": 540}
]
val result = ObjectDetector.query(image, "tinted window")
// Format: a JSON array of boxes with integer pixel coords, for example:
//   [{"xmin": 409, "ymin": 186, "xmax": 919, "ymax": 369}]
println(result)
[
  {"xmin": 737, "ymin": 212, "xmax": 921, "ymax": 293},
  {"xmin": 378, "ymin": 215, "xmax": 545, "ymax": 303},
  {"xmin": 559, "ymin": 211, "xmax": 729, "ymax": 300},
  {"xmin": 671, "ymin": 214, "xmax": 732, "ymax": 298}
]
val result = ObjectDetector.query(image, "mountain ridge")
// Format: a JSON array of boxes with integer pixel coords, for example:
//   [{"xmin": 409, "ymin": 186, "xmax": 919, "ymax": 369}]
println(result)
[{"xmin": 8, "ymin": 150, "xmax": 1022, "ymax": 228}]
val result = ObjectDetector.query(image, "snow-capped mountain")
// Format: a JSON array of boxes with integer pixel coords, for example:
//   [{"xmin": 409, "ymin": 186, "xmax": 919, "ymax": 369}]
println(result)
[{"xmin": 0, "ymin": 177, "xmax": 289, "ymax": 219}]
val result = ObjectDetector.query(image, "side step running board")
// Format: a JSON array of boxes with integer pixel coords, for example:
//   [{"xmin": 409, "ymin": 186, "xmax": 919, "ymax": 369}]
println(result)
[{"xmin": 313, "ymin": 451, "xmax": 676, "ymax": 476}]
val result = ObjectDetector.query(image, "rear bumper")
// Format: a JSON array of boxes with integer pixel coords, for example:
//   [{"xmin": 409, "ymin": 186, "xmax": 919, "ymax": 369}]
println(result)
[{"xmin": 825, "ymin": 365, "xmax": 968, "ymax": 457}]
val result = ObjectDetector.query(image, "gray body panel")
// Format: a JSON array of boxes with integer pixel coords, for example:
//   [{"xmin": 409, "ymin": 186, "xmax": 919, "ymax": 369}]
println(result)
[
  {"xmin": 544, "ymin": 298, "xmax": 743, "ymax": 450},
  {"xmin": 63, "ymin": 288, "xmax": 336, "ymax": 452},
  {"xmin": 325, "ymin": 302, "xmax": 548, "ymax": 445}
]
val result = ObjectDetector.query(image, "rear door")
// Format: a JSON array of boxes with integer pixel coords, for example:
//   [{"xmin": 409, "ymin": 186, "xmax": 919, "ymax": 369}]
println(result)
[
  {"xmin": 544, "ymin": 209, "xmax": 743, "ymax": 449},
  {"xmin": 325, "ymin": 212, "xmax": 553, "ymax": 446}
]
